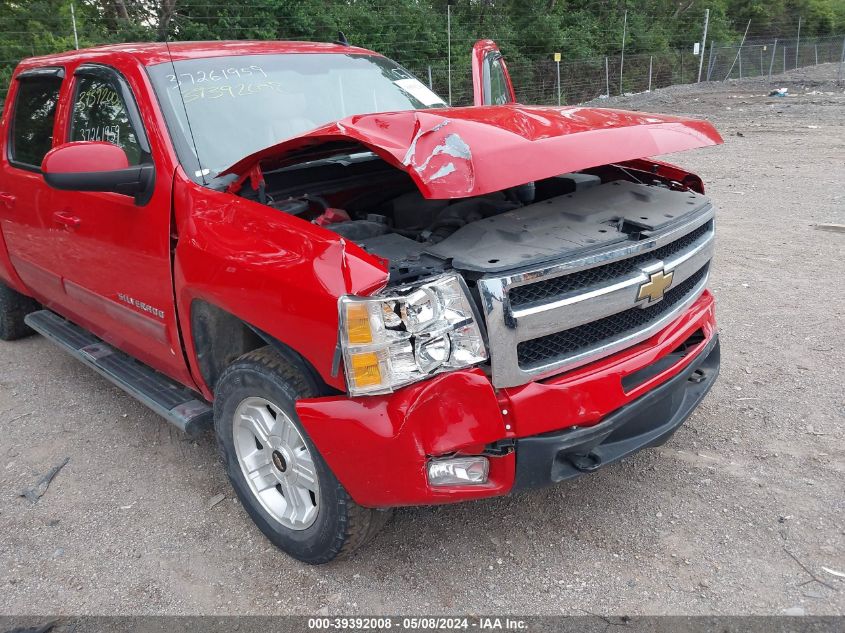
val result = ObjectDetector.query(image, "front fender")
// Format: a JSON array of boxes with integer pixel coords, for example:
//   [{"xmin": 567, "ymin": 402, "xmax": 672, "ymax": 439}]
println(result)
[{"xmin": 173, "ymin": 171, "xmax": 388, "ymax": 398}]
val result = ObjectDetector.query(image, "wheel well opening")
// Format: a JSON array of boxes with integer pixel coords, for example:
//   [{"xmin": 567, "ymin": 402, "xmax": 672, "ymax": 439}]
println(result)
[{"xmin": 190, "ymin": 300, "xmax": 265, "ymax": 391}]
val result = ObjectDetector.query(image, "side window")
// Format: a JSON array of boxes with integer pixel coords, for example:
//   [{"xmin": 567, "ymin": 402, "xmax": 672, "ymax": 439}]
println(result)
[
  {"xmin": 70, "ymin": 74, "xmax": 143, "ymax": 165},
  {"xmin": 486, "ymin": 56, "xmax": 512, "ymax": 106},
  {"xmin": 10, "ymin": 75, "xmax": 63, "ymax": 168}
]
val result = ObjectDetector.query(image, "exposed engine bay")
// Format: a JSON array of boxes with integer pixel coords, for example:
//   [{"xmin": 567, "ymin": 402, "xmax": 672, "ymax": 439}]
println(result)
[{"xmin": 239, "ymin": 153, "xmax": 711, "ymax": 283}]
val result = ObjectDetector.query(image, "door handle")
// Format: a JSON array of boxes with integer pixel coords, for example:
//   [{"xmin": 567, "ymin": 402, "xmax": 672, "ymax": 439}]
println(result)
[
  {"xmin": 0, "ymin": 192, "xmax": 15, "ymax": 208},
  {"xmin": 53, "ymin": 211, "xmax": 81, "ymax": 229}
]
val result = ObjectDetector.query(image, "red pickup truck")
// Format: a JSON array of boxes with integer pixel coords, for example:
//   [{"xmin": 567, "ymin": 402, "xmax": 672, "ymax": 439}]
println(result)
[{"xmin": 0, "ymin": 40, "xmax": 722, "ymax": 563}]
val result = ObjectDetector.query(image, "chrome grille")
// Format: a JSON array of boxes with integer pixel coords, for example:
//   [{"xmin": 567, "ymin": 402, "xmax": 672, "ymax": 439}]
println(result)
[
  {"xmin": 509, "ymin": 221, "xmax": 713, "ymax": 307},
  {"xmin": 517, "ymin": 264, "xmax": 709, "ymax": 368},
  {"xmin": 476, "ymin": 208, "xmax": 714, "ymax": 388}
]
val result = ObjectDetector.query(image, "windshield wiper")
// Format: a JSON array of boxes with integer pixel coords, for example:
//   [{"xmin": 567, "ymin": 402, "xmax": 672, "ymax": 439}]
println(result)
[{"xmin": 269, "ymin": 151, "xmax": 378, "ymax": 174}]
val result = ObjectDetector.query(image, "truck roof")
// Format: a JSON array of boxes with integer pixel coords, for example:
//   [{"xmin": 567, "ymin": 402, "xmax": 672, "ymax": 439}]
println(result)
[{"xmin": 16, "ymin": 40, "xmax": 379, "ymax": 70}]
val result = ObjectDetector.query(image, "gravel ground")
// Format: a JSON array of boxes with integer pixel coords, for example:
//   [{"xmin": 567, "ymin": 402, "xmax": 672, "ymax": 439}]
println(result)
[{"xmin": 1, "ymin": 63, "xmax": 843, "ymax": 617}]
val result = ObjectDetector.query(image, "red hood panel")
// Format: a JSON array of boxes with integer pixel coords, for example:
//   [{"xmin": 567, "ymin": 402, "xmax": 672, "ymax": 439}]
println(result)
[{"xmin": 223, "ymin": 105, "xmax": 723, "ymax": 199}]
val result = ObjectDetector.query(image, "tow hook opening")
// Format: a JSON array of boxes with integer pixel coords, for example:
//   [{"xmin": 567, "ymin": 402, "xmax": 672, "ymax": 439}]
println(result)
[
  {"xmin": 567, "ymin": 451, "xmax": 603, "ymax": 472},
  {"xmin": 688, "ymin": 368, "xmax": 707, "ymax": 384}
]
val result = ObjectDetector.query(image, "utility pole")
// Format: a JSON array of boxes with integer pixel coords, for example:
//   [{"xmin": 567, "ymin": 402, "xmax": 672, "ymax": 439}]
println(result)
[
  {"xmin": 427, "ymin": 66, "xmax": 433, "ymax": 89},
  {"xmin": 795, "ymin": 16, "xmax": 801, "ymax": 68},
  {"xmin": 706, "ymin": 42, "xmax": 715, "ymax": 80},
  {"xmin": 648, "ymin": 55, "xmax": 653, "ymax": 91},
  {"xmin": 447, "ymin": 3, "xmax": 452, "ymax": 105},
  {"xmin": 769, "ymin": 38, "xmax": 777, "ymax": 76},
  {"xmin": 838, "ymin": 36, "xmax": 845, "ymax": 85},
  {"xmin": 605, "ymin": 56, "xmax": 610, "ymax": 97},
  {"xmin": 619, "ymin": 10, "xmax": 627, "ymax": 95},
  {"xmin": 724, "ymin": 19, "xmax": 751, "ymax": 81},
  {"xmin": 697, "ymin": 8, "xmax": 710, "ymax": 82},
  {"xmin": 554, "ymin": 52, "xmax": 561, "ymax": 106},
  {"xmin": 70, "ymin": 2, "xmax": 79, "ymax": 50}
]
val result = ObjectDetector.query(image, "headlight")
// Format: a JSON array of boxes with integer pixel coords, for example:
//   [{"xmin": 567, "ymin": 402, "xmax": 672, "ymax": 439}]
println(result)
[{"xmin": 339, "ymin": 274, "xmax": 488, "ymax": 396}]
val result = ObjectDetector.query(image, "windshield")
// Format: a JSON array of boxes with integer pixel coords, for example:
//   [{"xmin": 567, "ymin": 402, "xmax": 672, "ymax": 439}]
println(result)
[{"xmin": 147, "ymin": 53, "xmax": 447, "ymax": 182}]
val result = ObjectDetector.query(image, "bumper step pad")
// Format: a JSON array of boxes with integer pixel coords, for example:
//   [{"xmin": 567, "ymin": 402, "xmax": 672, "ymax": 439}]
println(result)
[{"xmin": 25, "ymin": 310, "xmax": 212, "ymax": 435}]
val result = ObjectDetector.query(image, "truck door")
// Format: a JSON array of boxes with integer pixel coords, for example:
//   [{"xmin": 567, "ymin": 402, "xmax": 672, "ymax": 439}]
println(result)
[
  {"xmin": 471, "ymin": 40, "xmax": 516, "ymax": 106},
  {"xmin": 0, "ymin": 67, "xmax": 68, "ymax": 304},
  {"xmin": 47, "ymin": 63, "xmax": 193, "ymax": 386}
]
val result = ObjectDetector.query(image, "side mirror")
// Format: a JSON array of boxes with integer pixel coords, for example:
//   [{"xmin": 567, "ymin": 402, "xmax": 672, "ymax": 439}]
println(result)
[{"xmin": 41, "ymin": 141, "xmax": 154, "ymax": 205}]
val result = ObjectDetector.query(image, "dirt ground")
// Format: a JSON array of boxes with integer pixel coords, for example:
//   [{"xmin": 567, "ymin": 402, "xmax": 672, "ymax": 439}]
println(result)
[{"xmin": 1, "ymin": 63, "xmax": 843, "ymax": 617}]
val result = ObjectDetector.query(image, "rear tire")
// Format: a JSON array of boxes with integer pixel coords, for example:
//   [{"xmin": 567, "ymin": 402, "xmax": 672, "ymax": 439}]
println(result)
[
  {"xmin": 213, "ymin": 346, "xmax": 391, "ymax": 564},
  {"xmin": 0, "ymin": 282, "xmax": 39, "ymax": 341}
]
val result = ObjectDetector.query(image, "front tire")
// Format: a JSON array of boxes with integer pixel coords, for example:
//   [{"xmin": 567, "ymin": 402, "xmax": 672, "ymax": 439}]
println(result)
[
  {"xmin": 213, "ymin": 346, "xmax": 390, "ymax": 564},
  {"xmin": 0, "ymin": 282, "xmax": 39, "ymax": 341}
]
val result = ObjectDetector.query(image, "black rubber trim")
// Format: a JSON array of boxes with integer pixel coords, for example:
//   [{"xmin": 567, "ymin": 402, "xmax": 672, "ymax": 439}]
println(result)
[
  {"xmin": 621, "ymin": 328, "xmax": 706, "ymax": 391},
  {"xmin": 247, "ymin": 325, "xmax": 341, "ymax": 397},
  {"xmin": 17, "ymin": 66, "xmax": 65, "ymax": 79},
  {"xmin": 43, "ymin": 164, "xmax": 155, "ymax": 203},
  {"xmin": 512, "ymin": 333, "xmax": 720, "ymax": 491}
]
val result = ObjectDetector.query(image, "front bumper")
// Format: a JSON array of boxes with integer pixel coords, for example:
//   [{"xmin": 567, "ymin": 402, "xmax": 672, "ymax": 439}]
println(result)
[
  {"xmin": 513, "ymin": 334, "xmax": 719, "ymax": 490},
  {"xmin": 296, "ymin": 290, "xmax": 719, "ymax": 508}
]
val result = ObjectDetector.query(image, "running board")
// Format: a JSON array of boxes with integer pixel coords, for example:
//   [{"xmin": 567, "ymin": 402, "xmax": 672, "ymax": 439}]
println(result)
[{"xmin": 25, "ymin": 310, "xmax": 212, "ymax": 435}]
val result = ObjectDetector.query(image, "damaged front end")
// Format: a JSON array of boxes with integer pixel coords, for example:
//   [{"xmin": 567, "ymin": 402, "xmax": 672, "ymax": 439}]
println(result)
[{"xmin": 223, "ymin": 105, "xmax": 722, "ymax": 393}]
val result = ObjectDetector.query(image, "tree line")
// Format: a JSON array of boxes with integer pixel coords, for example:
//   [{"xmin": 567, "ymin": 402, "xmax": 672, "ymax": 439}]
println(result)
[{"xmin": 1, "ymin": 0, "xmax": 844, "ymax": 100}]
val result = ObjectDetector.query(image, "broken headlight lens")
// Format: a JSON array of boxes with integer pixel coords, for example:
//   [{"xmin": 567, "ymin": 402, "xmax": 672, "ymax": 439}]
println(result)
[{"xmin": 339, "ymin": 274, "xmax": 488, "ymax": 396}]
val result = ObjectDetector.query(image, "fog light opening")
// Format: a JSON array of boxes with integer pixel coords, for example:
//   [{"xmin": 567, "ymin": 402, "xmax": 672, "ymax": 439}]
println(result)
[{"xmin": 427, "ymin": 456, "xmax": 489, "ymax": 487}]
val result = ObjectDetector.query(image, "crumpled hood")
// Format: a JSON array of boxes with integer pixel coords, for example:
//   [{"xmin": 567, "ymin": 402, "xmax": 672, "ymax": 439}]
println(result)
[{"xmin": 223, "ymin": 105, "xmax": 723, "ymax": 199}]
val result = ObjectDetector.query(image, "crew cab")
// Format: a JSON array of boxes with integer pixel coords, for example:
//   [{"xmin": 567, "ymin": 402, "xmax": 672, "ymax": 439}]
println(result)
[{"xmin": 0, "ymin": 40, "xmax": 722, "ymax": 563}]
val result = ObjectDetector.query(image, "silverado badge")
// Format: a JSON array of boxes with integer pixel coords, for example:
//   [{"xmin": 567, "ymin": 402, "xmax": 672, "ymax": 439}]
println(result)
[{"xmin": 637, "ymin": 269, "xmax": 674, "ymax": 303}]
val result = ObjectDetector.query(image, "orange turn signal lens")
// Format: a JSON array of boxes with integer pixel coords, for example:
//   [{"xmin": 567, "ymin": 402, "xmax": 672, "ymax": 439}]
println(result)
[
  {"xmin": 349, "ymin": 352, "xmax": 382, "ymax": 388},
  {"xmin": 345, "ymin": 303, "xmax": 373, "ymax": 345}
]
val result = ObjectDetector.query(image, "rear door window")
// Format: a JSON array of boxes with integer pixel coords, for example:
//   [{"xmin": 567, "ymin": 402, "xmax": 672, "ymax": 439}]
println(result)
[
  {"xmin": 70, "ymin": 74, "xmax": 143, "ymax": 164},
  {"xmin": 484, "ymin": 54, "xmax": 513, "ymax": 105},
  {"xmin": 10, "ymin": 74, "xmax": 63, "ymax": 168}
]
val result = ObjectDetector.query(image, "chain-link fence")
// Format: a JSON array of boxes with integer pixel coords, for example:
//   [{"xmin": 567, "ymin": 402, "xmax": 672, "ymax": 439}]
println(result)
[
  {"xmin": 398, "ymin": 33, "xmax": 845, "ymax": 109},
  {"xmin": 706, "ymin": 35, "xmax": 845, "ymax": 81},
  {"xmin": 1, "ymin": 5, "xmax": 844, "ymax": 107}
]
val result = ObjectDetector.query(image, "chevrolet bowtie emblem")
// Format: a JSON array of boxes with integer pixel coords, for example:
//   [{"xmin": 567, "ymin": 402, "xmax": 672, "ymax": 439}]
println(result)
[{"xmin": 637, "ymin": 269, "xmax": 674, "ymax": 303}]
